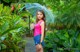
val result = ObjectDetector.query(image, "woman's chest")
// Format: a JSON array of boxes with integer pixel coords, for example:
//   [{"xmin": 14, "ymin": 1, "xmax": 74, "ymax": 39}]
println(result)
[{"xmin": 35, "ymin": 23, "xmax": 41, "ymax": 28}]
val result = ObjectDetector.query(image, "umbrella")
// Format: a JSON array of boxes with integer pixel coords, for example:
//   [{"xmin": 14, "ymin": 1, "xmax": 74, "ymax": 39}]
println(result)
[{"xmin": 21, "ymin": 3, "xmax": 54, "ymax": 24}]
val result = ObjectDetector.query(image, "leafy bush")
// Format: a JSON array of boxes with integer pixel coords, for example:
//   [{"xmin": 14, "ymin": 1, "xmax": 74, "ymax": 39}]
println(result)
[
  {"xmin": 0, "ymin": 4, "xmax": 28, "ymax": 52},
  {"xmin": 44, "ymin": 1, "xmax": 80, "ymax": 52},
  {"xmin": 44, "ymin": 29, "xmax": 80, "ymax": 52}
]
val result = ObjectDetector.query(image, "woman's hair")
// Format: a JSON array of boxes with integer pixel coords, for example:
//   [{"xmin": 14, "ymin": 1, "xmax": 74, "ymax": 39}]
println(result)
[
  {"xmin": 36, "ymin": 10, "xmax": 46, "ymax": 37},
  {"xmin": 36, "ymin": 10, "xmax": 45, "ymax": 23}
]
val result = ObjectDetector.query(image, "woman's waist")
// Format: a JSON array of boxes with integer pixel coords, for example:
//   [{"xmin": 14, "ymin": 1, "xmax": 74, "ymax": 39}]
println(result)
[
  {"xmin": 34, "ymin": 29, "xmax": 41, "ymax": 36},
  {"xmin": 34, "ymin": 29, "xmax": 41, "ymax": 33},
  {"xmin": 34, "ymin": 33, "xmax": 41, "ymax": 36}
]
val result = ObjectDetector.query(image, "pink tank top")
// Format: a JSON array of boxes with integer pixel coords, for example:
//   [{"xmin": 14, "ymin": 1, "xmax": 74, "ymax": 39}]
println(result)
[{"xmin": 34, "ymin": 20, "xmax": 43, "ymax": 36}]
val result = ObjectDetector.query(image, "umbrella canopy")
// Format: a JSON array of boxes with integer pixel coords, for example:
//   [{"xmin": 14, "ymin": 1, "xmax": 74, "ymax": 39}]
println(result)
[{"xmin": 21, "ymin": 3, "xmax": 54, "ymax": 24}]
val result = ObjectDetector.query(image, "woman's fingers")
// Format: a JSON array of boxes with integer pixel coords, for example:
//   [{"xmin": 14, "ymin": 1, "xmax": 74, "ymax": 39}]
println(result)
[{"xmin": 30, "ymin": 23, "xmax": 35, "ymax": 30}]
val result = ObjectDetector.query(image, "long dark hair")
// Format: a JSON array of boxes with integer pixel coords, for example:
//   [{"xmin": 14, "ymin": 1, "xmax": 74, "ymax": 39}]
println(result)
[{"xmin": 36, "ymin": 10, "xmax": 46, "ymax": 37}]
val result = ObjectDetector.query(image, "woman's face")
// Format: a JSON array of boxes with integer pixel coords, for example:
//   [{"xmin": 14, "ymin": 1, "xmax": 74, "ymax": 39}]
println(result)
[{"xmin": 37, "ymin": 11, "xmax": 44, "ymax": 20}]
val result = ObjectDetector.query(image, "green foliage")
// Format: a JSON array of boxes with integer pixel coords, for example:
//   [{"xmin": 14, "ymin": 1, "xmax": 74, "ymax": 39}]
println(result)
[
  {"xmin": 0, "ymin": 4, "xmax": 28, "ymax": 52},
  {"xmin": 1, "ymin": 0, "xmax": 45, "ymax": 5},
  {"xmin": 45, "ymin": 0, "xmax": 80, "ymax": 28},
  {"xmin": 43, "ymin": 1, "xmax": 80, "ymax": 52},
  {"xmin": 44, "ymin": 29, "xmax": 80, "ymax": 52}
]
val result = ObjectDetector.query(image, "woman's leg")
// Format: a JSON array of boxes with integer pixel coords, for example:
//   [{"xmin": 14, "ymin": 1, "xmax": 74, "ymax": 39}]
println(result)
[
  {"xmin": 36, "ymin": 44, "xmax": 43, "ymax": 52},
  {"xmin": 39, "ymin": 44, "xmax": 43, "ymax": 52}
]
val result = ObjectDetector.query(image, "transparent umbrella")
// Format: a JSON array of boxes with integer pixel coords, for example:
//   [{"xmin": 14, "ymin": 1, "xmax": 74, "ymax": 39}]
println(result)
[{"xmin": 21, "ymin": 3, "xmax": 54, "ymax": 24}]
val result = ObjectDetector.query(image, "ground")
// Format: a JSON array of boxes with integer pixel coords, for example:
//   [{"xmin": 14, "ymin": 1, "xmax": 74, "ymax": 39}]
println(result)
[{"xmin": 25, "ymin": 37, "xmax": 36, "ymax": 52}]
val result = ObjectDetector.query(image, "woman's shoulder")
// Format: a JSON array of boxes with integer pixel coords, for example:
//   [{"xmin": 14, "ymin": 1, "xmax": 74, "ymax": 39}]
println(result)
[
  {"xmin": 40, "ymin": 20, "xmax": 44, "ymax": 25},
  {"xmin": 40, "ymin": 20, "xmax": 44, "ymax": 23}
]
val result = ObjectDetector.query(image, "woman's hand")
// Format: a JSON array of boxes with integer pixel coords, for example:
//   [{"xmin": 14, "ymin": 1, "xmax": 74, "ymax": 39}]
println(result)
[{"xmin": 30, "ymin": 23, "xmax": 35, "ymax": 30}]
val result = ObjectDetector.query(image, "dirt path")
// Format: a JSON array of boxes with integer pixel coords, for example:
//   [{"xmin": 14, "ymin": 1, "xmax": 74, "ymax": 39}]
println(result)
[{"xmin": 25, "ymin": 37, "xmax": 36, "ymax": 52}]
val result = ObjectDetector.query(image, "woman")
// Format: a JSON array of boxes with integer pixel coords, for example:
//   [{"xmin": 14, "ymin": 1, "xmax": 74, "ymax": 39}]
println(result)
[{"xmin": 31, "ymin": 10, "xmax": 46, "ymax": 52}]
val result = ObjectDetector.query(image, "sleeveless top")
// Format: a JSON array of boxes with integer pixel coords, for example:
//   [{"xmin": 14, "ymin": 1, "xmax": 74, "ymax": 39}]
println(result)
[{"xmin": 34, "ymin": 20, "xmax": 43, "ymax": 36}]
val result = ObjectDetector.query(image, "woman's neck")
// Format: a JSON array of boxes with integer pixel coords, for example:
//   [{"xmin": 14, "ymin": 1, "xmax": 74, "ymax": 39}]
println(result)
[
  {"xmin": 39, "ymin": 19, "xmax": 43, "ymax": 22},
  {"xmin": 36, "ymin": 19, "xmax": 43, "ymax": 23}
]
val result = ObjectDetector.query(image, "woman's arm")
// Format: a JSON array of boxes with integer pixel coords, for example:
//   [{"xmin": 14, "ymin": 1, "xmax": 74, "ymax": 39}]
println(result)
[{"xmin": 40, "ymin": 21, "xmax": 45, "ymax": 43}]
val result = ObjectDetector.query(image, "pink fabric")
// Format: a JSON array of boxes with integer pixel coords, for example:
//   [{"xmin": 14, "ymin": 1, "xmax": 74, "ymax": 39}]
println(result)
[{"xmin": 34, "ymin": 20, "xmax": 43, "ymax": 36}]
